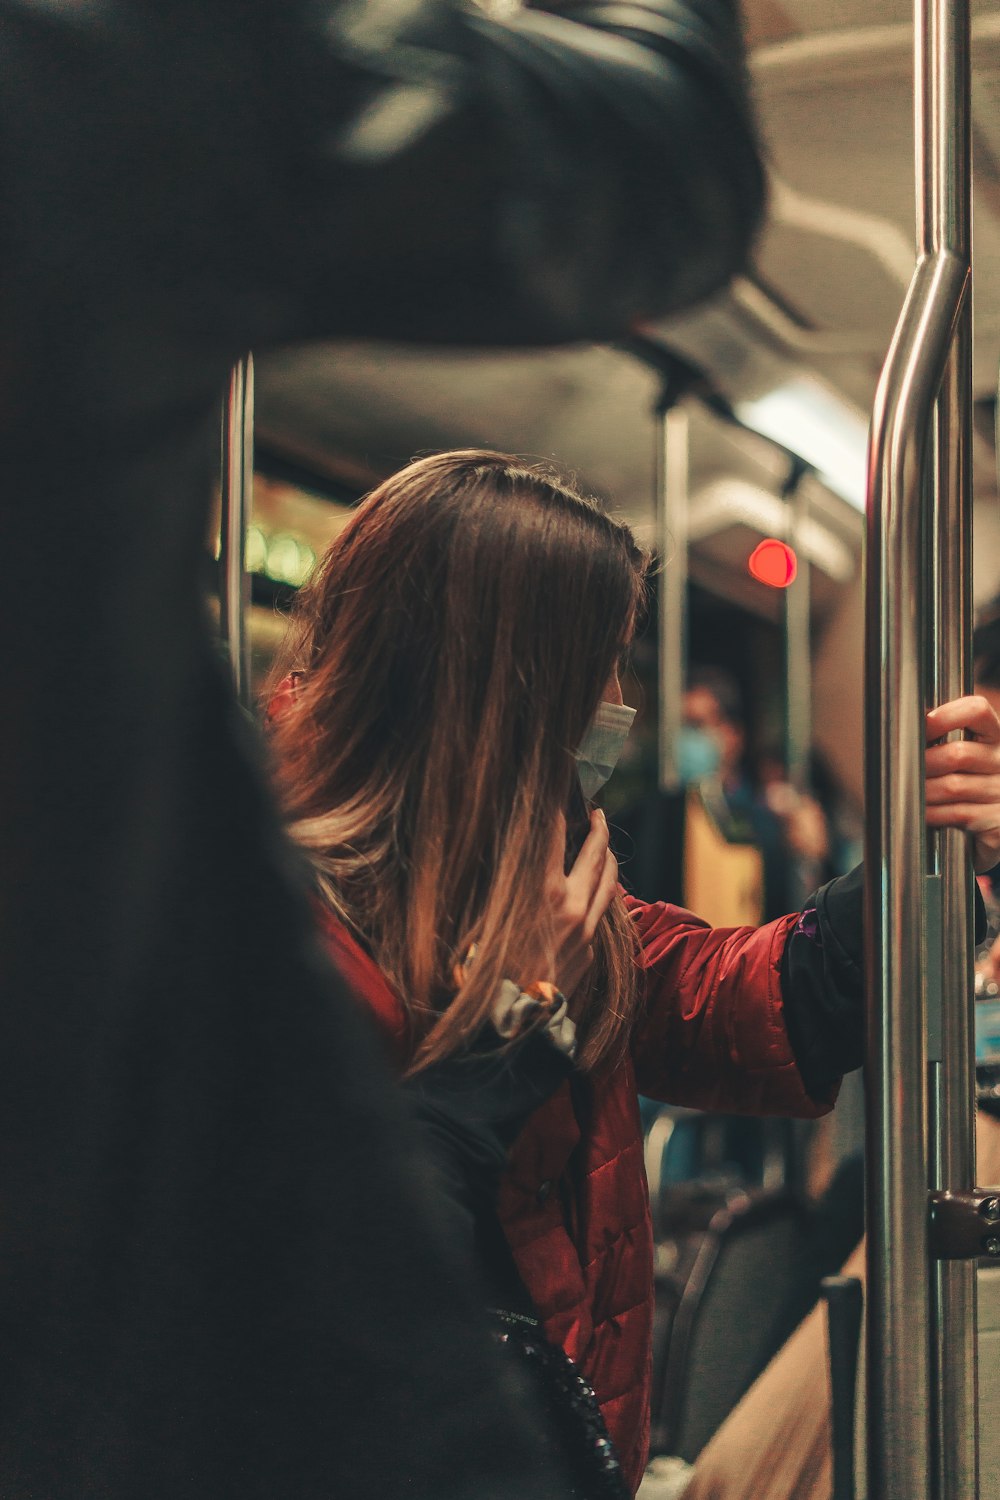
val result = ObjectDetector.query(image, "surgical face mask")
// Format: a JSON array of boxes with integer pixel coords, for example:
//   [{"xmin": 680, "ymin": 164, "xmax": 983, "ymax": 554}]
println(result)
[
  {"xmin": 675, "ymin": 724, "xmax": 721, "ymax": 786},
  {"xmin": 574, "ymin": 701, "xmax": 636, "ymax": 800}
]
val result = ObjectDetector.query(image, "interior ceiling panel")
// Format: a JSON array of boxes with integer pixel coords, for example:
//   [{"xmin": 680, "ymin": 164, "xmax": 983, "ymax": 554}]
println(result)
[
  {"xmin": 975, "ymin": 67, "xmax": 1000, "ymax": 169},
  {"xmin": 751, "ymin": 47, "xmax": 1000, "ymax": 400},
  {"xmin": 257, "ymin": 339, "xmax": 806, "ymax": 530},
  {"xmin": 758, "ymin": 79, "xmax": 915, "ymax": 226},
  {"xmin": 256, "ymin": 0, "xmax": 1000, "ymax": 559},
  {"xmin": 257, "ymin": 343, "xmax": 661, "ymax": 511},
  {"xmin": 775, "ymin": 0, "xmax": 996, "ymax": 33},
  {"xmin": 779, "ymin": 0, "xmax": 911, "ymax": 26},
  {"xmin": 754, "ymin": 223, "xmax": 905, "ymax": 346},
  {"xmin": 743, "ymin": 0, "xmax": 797, "ymax": 49}
]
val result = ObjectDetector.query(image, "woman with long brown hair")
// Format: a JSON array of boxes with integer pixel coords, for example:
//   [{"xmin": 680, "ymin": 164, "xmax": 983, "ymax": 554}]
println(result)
[{"xmin": 265, "ymin": 450, "xmax": 1000, "ymax": 1497}]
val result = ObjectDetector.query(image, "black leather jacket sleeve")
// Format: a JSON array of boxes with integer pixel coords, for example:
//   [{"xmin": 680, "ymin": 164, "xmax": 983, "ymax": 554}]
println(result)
[
  {"xmin": 1, "ymin": 0, "xmax": 763, "ymax": 430},
  {"xmin": 0, "ymin": 6, "xmax": 762, "ymax": 1495},
  {"xmin": 781, "ymin": 863, "xmax": 988, "ymax": 1100},
  {"xmin": 273, "ymin": 0, "xmax": 765, "ymax": 341}
]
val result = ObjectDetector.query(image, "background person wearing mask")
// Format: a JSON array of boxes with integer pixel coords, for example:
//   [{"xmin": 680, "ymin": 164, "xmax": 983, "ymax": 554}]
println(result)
[
  {"xmin": 0, "ymin": 3, "xmax": 768, "ymax": 1497},
  {"xmin": 681, "ymin": 668, "xmax": 830, "ymax": 919}
]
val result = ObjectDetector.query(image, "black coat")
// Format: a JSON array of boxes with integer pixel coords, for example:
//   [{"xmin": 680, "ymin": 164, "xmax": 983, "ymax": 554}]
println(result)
[{"xmin": 0, "ymin": 2, "xmax": 763, "ymax": 1495}]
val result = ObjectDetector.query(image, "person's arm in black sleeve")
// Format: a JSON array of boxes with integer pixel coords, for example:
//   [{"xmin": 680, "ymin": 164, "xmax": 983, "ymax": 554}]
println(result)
[
  {"xmin": 271, "ymin": 0, "xmax": 765, "ymax": 343},
  {"xmin": 0, "ymin": 1, "xmax": 763, "ymax": 404},
  {"xmin": 779, "ymin": 865, "xmax": 865, "ymax": 1101},
  {"xmin": 781, "ymin": 863, "xmax": 989, "ymax": 1100}
]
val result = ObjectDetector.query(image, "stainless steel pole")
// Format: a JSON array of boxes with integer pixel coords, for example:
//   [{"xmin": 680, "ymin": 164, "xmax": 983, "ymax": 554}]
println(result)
[
  {"xmin": 219, "ymin": 355, "xmax": 254, "ymax": 709},
  {"xmin": 923, "ymin": 0, "xmax": 977, "ymax": 1495},
  {"xmin": 656, "ymin": 403, "xmax": 689, "ymax": 792},
  {"xmin": 785, "ymin": 475, "xmax": 811, "ymax": 795},
  {"xmin": 864, "ymin": 0, "xmax": 973, "ymax": 1493},
  {"xmin": 865, "ymin": 244, "xmax": 968, "ymax": 1500},
  {"xmin": 931, "ymin": 305, "xmax": 978, "ymax": 1500}
]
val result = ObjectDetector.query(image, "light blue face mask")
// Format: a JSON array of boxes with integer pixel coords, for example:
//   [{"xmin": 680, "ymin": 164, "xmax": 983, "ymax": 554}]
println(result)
[
  {"xmin": 675, "ymin": 724, "xmax": 722, "ymax": 785},
  {"xmin": 574, "ymin": 701, "xmax": 637, "ymax": 800}
]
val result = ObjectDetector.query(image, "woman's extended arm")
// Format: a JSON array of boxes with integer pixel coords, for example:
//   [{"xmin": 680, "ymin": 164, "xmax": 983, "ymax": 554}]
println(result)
[
  {"xmin": 632, "ymin": 697, "xmax": 1000, "ymax": 1110},
  {"xmin": 628, "ymin": 899, "xmax": 827, "ymax": 1115},
  {"xmin": 784, "ymin": 693, "xmax": 1000, "ymax": 1095}
]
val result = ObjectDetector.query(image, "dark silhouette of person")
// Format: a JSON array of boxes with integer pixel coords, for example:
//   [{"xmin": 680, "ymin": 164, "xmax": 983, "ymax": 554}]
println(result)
[{"xmin": 0, "ymin": 3, "xmax": 764, "ymax": 1496}]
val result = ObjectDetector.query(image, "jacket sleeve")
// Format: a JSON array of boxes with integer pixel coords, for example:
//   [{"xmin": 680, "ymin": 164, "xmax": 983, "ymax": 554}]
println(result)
[
  {"xmin": 269, "ymin": 0, "xmax": 765, "ymax": 343},
  {"xmin": 778, "ymin": 862, "xmax": 988, "ymax": 1098},
  {"xmin": 627, "ymin": 895, "xmax": 836, "ymax": 1118}
]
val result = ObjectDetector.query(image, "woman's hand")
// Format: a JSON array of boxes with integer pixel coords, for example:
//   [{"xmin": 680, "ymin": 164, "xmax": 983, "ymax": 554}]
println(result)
[
  {"xmin": 515, "ymin": 809, "xmax": 618, "ymax": 998},
  {"xmin": 926, "ymin": 696, "xmax": 1000, "ymax": 873}
]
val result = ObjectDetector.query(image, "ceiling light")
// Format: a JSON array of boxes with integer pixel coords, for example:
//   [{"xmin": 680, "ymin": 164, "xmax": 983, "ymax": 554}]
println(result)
[{"xmin": 735, "ymin": 375, "xmax": 869, "ymax": 512}]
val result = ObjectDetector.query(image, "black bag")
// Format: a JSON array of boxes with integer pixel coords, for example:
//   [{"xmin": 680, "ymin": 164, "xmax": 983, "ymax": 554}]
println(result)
[{"xmin": 489, "ymin": 1307, "xmax": 630, "ymax": 1500}]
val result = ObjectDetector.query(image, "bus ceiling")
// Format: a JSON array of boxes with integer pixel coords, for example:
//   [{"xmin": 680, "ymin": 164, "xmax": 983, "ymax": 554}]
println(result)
[{"xmin": 251, "ymin": 1, "xmax": 1000, "ymax": 615}]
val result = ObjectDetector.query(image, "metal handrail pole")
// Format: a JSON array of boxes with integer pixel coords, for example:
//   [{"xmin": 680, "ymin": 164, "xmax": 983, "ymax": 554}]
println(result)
[
  {"xmin": 931, "ymin": 302, "xmax": 978, "ymax": 1500},
  {"xmin": 656, "ymin": 403, "xmax": 689, "ymax": 792},
  {"xmin": 919, "ymin": 0, "xmax": 977, "ymax": 1494},
  {"xmin": 919, "ymin": 0, "xmax": 970, "ymax": 264},
  {"xmin": 785, "ymin": 471, "xmax": 811, "ymax": 795},
  {"xmin": 219, "ymin": 356, "xmax": 254, "ymax": 709},
  {"xmin": 864, "ymin": 249, "xmax": 968, "ymax": 1500}
]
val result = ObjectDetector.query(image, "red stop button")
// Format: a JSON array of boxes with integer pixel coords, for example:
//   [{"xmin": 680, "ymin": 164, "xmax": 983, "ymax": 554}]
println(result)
[{"xmin": 749, "ymin": 538, "xmax": 798, "ymax": 589}]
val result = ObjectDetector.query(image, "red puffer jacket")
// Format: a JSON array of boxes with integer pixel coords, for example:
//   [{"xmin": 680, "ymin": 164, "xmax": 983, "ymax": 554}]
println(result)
[{"xmin": 318, "ymin": 896, "xmax": 833, "ymax": 1496}]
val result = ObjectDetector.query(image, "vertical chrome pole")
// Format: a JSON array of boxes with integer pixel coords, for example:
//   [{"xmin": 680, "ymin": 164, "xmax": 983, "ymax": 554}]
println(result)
[
  {"xmin": 925, "ymin": 0, "xmax": 977, "ymax": 1483},
  {"xmin": 785, "ymin": 474, "xmax": 812, "ymax": 795},
  {"xmin": 656, "ymin": 402, "xmax": 689, "ymax": 792},
  {"xmin": 864, "ymin": 0, "xmax": 974, "ymax": 1496},
  {"xmin": 931, "ymin": 307, "xmax": 978, "ymax": 1500},
  {"xmin": 219, "ymin": 355, "xmax": 254, "ymax": 709},
  {"xmin": 864, "ymin": 279, "xmax": 934, "ymax": 1500}
]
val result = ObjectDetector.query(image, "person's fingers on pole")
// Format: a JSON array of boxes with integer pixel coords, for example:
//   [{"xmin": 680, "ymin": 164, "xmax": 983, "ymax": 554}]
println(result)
[
  {"xmin": 926, "ymin": 738, "xmax": 1000, "ymax": 777},
  {"xmin": 924, "ymin": 702, "xmax": 1000, "ymax": 868},
  {"xmin": 926, "ymin": 695, "xmax": 1000, "ymax": 744},
  {"xmin": 925, "ymin": 772, "xmax": 1000, "ymax": 806},
  {"xmin": 925, "ymin": 800, "xmax": 1000, "ymax": 873},
  {"xmin": 925, "ymin": 802, "xmax": 1000, "ymax": 830},
  {"xmin": 926, "ymin": 701, "xmax": 1000, "ymax": 809}
]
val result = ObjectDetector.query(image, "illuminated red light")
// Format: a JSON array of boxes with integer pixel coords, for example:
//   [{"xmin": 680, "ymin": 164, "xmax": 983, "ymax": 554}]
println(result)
[{"xmin": 748, "ymin": 538, "xmax": 798, "ymax": 588}]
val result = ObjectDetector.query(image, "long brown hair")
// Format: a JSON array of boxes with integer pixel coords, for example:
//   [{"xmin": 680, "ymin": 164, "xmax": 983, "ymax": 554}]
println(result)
[{"xmin": 266, "ymin": 451, "xmax": 649, "ymax": 1074}]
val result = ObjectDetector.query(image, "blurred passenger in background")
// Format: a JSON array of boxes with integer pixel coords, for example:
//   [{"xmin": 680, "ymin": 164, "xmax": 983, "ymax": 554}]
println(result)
[
  {"xmin": 756, "ymin": 747, "xmax": 840, "ymax": 905},
  {"xmin": 682, "ymin": 668, "xmax": 831, "ymax": 918},
  {"xmin": 0, "ymin": 1, "xmax": 772, "ymax": 1496}
]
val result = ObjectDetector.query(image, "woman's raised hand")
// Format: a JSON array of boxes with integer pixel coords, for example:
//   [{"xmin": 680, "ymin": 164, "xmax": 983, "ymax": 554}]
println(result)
[
  {"xmin": 515, "ymin": 809, "xmax": 618, "ymax": 998},
  {"xmin": 926, "ymin": 696, "xmax": 1000, "ymax": 873}
]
